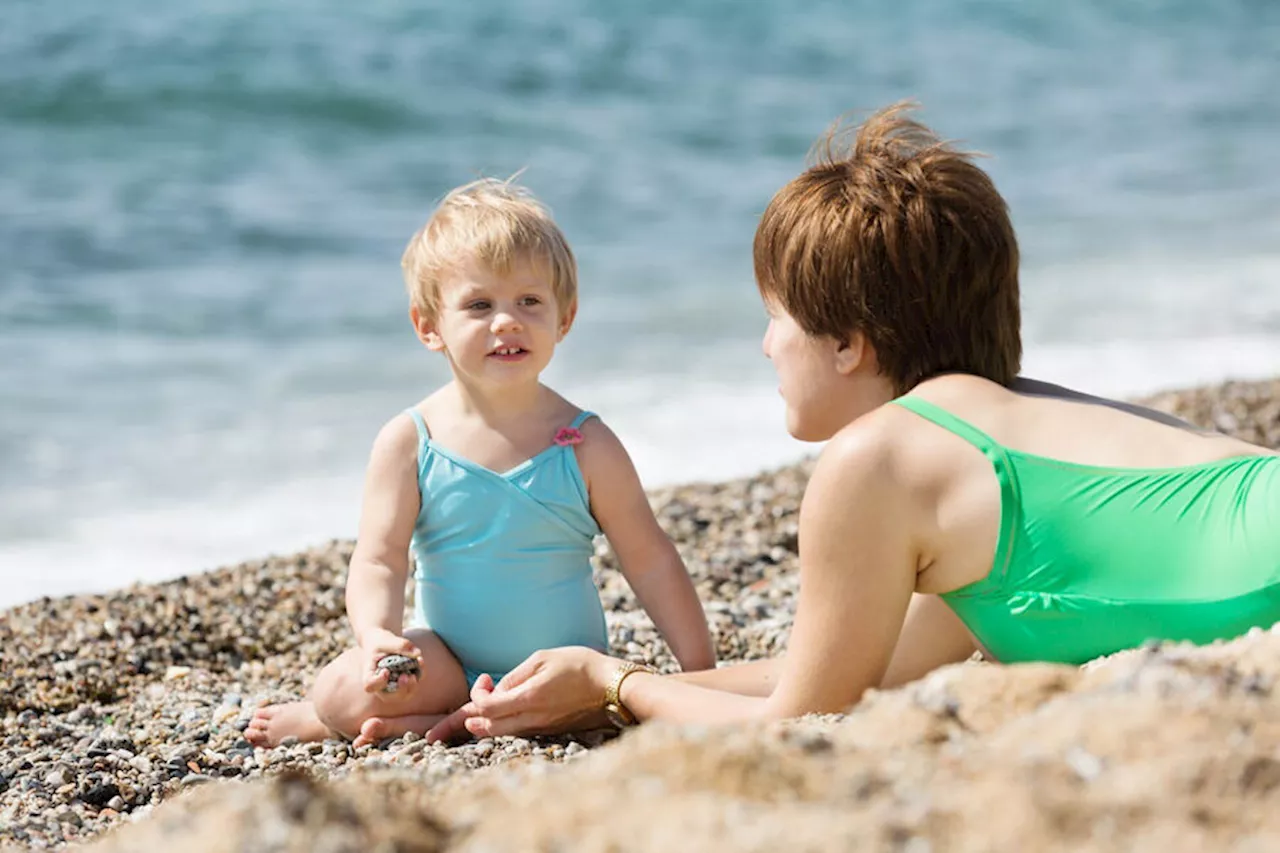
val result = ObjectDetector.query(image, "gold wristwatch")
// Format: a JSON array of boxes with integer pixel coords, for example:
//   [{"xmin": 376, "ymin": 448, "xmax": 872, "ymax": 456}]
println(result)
[{"xmin": 602, "ymin": 660, "xmax": 654, "ymax": 728}]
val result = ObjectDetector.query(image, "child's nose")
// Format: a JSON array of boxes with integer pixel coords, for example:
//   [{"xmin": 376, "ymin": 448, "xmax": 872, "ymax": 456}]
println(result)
[{"xmin": 491, "ymin": 310, "xmax": 523, "ymax": 333}]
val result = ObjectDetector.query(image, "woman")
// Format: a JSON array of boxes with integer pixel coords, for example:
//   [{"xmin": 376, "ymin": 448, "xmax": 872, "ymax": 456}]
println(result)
[{"xmin": 427, "ymin": 102, "xmax": 1280, "ymax": 742}]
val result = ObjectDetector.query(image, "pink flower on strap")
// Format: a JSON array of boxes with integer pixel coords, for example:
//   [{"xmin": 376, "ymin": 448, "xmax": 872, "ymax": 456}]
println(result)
[{"xmin": 554, "ymin": 427, "xmax": 584, "ymax": 446}]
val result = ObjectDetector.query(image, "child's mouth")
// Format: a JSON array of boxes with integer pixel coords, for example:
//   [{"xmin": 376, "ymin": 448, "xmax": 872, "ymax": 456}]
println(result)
[{"xmin": 489, "ymin": 346, "xmax": 528, "ymax": 362}]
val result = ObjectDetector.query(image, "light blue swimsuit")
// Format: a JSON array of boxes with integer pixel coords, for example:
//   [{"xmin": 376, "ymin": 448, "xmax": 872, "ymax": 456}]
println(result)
[{"xmin": 405, "ymin": 409, "xmax": 608, "ymax": 686}]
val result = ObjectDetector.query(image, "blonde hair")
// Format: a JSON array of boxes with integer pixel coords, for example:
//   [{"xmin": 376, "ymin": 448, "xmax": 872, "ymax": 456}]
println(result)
[
  {"xmin": 754, "ymin": 102, "xmax": 1021, "ymax": 393},
  {"xmin": 401, "ymin": 176, "xmax": 577, "ymax": 323}
]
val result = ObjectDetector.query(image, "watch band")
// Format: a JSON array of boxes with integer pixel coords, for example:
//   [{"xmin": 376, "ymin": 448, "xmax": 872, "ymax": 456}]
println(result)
[{"xmin": 602, "ymin": 660, "xmax": 654, "ymax": 727}]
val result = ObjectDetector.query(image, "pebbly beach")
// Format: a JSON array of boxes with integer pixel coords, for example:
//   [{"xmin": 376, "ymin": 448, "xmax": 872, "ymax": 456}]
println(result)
[{"xmin": 3, "ymin": 377, "xmax": 1280, "ymax": 853}]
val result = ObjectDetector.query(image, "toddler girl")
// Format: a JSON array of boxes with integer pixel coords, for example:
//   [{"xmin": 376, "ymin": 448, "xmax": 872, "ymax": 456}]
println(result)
[{"xmin": 246, "ymin": 178, "xmax": 715, "ymax": 747}]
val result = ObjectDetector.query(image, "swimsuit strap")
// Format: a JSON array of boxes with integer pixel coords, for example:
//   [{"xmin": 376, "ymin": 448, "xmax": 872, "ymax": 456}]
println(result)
[
  {"xmin": 891, "ymin": 396, "xmax": 1004, "ymax": 456},
  {"xmin": 569, "ymin": 410, "xmax": 597, "ymax": 430},
  {"xmin": 890, "ymin": 395, "xmax": 1022, "ymax": 590},
  {"xmin": 405, "ymin": 407, "xmax": 430, "ymax": 443}
]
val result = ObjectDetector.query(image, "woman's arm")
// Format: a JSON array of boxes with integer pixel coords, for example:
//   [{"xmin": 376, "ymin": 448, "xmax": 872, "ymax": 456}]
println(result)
[
  {"xmin": 880, "ymin": 593, "xmax": 978, "ymax": 688},
  {"xmin": 576, "ymin": 419, "xmax": 715, "ymax": 672},
  {"xmin": 423, "ymin": 654, "xmax": 781, "ymax": 743},
  {"xmin": 627, "ymin": 427, "xmax": 919, "ymax": 721},
  {"xmin": 672, "ymin": 658, "xmax": 783, "ymax": 696},
  {"xmin": 671, "ymin": 594, "xmax": 975, "ymax": 697}
]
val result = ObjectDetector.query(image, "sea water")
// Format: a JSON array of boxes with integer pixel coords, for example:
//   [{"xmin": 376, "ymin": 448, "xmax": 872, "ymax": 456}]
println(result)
[{"xmin": 2, "ymin": 0, "xmax": 1278, "ymax": 606}]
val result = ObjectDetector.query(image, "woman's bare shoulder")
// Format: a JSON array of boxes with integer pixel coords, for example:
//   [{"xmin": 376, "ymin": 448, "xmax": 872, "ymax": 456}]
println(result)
[{"xmin": 817, "ymin": 403, "xmax": 929, "ymax": 485}]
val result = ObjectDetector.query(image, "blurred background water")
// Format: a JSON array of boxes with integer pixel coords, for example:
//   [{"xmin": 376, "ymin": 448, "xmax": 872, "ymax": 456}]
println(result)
[{"xmin": 3, "ymin": 0, "xmax": 1279, "ymax": 607}]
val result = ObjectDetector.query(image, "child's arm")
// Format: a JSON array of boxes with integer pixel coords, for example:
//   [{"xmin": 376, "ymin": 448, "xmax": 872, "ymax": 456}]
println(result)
[
  {"xmin": 345, "ymin": 413, "xmax": 424, "ymax": 691},
  {"xmin": 577, "ymin": 420, "xmax": 715, "ymax": 672}
]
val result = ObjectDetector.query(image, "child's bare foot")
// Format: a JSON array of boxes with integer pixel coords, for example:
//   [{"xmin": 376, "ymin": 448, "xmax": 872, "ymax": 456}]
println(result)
[
  {"xmin": 244, "ymin": 701, "xmax": 333, "ymax": 747},
  {"xmin": 352, "ymin": 713, "xmax": 449, "ymax": 749}
]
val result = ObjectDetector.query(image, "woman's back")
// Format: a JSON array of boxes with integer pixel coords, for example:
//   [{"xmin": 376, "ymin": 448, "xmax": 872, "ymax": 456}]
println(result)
[
  {"xmin": 881, "ymin": 374, "xmax": 1280, "ymax": 664},
  {"xmin": 915, "ymin": 374, "xmax": 1275, "ymax": 470}
]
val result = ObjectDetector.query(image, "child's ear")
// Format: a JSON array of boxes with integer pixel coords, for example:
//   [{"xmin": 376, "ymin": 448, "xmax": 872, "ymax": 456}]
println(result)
[
  {"xmin": 557, "ymin": 299, "xmax": 579, "ymax": 341},
  {"xmin": 833, "ymin": 329, "xmax": 868, "ymax": 376},
  {"xmin": 410, "ymin": 306, "xmax": 445, "ymax": 351}
]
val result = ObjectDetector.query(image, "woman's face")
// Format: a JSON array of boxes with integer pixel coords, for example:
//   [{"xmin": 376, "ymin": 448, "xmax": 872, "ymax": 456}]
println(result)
[{"xmin": 761, "ymin": 301, "xmax": 850, "ymax": 442}]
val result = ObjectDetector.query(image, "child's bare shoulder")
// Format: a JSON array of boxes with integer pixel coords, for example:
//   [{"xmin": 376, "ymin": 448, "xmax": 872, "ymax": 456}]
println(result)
[
  {"xmin": 572, "ymin": 414, "xmax": 632, "ymax": 482},
  {"xmin": 577, "ymin": 411, "xmax": 622, "ymax": 447},
  {"xmin": 367, "ymin": 414, "xmax": 419, "ymax": 466},
  {"xmin": 371, "ymin": 389, "xmax": 453, "ymax": 459}
]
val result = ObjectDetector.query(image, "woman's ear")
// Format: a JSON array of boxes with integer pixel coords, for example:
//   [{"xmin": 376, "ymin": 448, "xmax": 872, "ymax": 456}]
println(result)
[
  {"xmin": 834, "ymin": 330, "xmax": 868, "ymax": 376},
  {"xmin": 410, "ymin": 306, "xmax": 445, "ymax": 351}
]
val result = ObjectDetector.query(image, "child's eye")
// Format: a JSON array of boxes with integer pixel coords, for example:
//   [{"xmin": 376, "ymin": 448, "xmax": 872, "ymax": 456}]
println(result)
[
  {"xmin": 466, "ymin": 300, "xmax": 491, "ymax": 311},
  {"xmin": 519, "ymin": 296, "xmax": 543, "ymax": 307}
]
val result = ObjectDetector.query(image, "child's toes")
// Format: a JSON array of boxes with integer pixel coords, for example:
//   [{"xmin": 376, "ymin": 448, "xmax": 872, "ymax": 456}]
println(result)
[{"xmin": 354, "ymin": 716, "xmax": 388, "ymax": 748}]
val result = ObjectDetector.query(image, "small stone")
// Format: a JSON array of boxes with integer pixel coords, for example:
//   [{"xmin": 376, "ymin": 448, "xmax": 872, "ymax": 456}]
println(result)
[
  {"xmin": 399, "ymin": 740, "xmax": 428, "ymax": 757},
  {"xmin": 375, "ymin": 654, "xmax": 421, "ymax": 693},
  {"xmin": 79, "ymin": 783, "xmax": 120, "ymax": 808}
]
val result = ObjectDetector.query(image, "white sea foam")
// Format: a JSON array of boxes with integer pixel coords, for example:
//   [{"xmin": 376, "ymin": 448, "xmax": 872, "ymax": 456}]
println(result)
[{"xmin": 1023, "ymin": 334, "xmax": 1280, "ymax": 400}]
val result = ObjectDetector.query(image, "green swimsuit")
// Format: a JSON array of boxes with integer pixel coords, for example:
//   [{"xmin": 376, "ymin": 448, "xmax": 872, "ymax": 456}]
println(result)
[{"xmin": 893, "ymin": 396, "xmax": 1280, "ymax": 664}]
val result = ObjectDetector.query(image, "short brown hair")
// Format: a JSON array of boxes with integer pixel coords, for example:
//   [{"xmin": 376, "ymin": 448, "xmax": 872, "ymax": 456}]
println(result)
[
  {"xmin": 753, "ymin": 102, "xmax": 1021, "ymax": 393},
  {"xmin": 402, "ymin": 177, "xmax": 577, "ymax": 324}
]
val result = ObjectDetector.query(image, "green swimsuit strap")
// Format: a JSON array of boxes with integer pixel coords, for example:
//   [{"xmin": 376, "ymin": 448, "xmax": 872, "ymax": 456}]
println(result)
[
  {"xmin": 889, "ymin": 395, "xmax": 1023, "ymax": 588},
  {"xmin": 890, "ymin": 396, "xmax": 1004, "ymax": 454}
]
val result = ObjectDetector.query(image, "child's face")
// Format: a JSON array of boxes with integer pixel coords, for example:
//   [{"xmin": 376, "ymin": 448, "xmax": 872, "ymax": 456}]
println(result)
[
  {"xmin": 418, "ymin": 257, "xmax": 572, "ymax": 389},
  {"xmin": 761, "ymin": 300, "xmax": 850, "ymax": 442}
]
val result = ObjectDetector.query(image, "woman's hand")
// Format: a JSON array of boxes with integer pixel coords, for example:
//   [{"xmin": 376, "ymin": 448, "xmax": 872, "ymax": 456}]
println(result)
[
  {"xmin": 358, "ymin": 628, "xmax": 422, "ymax": 694},
  {"xmin": 426, "ymin": 646, "xmax": 619, "ymax": 742}
]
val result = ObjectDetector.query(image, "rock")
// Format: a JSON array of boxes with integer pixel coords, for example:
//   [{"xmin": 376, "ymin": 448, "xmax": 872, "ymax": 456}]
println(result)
[
  {"xmin": 79, "ymin": 783, "xmax": 120, "ymax": 808},
  {"xmin": 376, "ymin": 655, "xmax": 421, "ymax": 693}
]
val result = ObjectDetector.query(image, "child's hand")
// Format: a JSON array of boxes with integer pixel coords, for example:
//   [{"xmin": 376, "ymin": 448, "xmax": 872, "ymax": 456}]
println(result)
[{"xmin": 359, "ymin": 629, "xmax": 423, "ymax": 695}]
